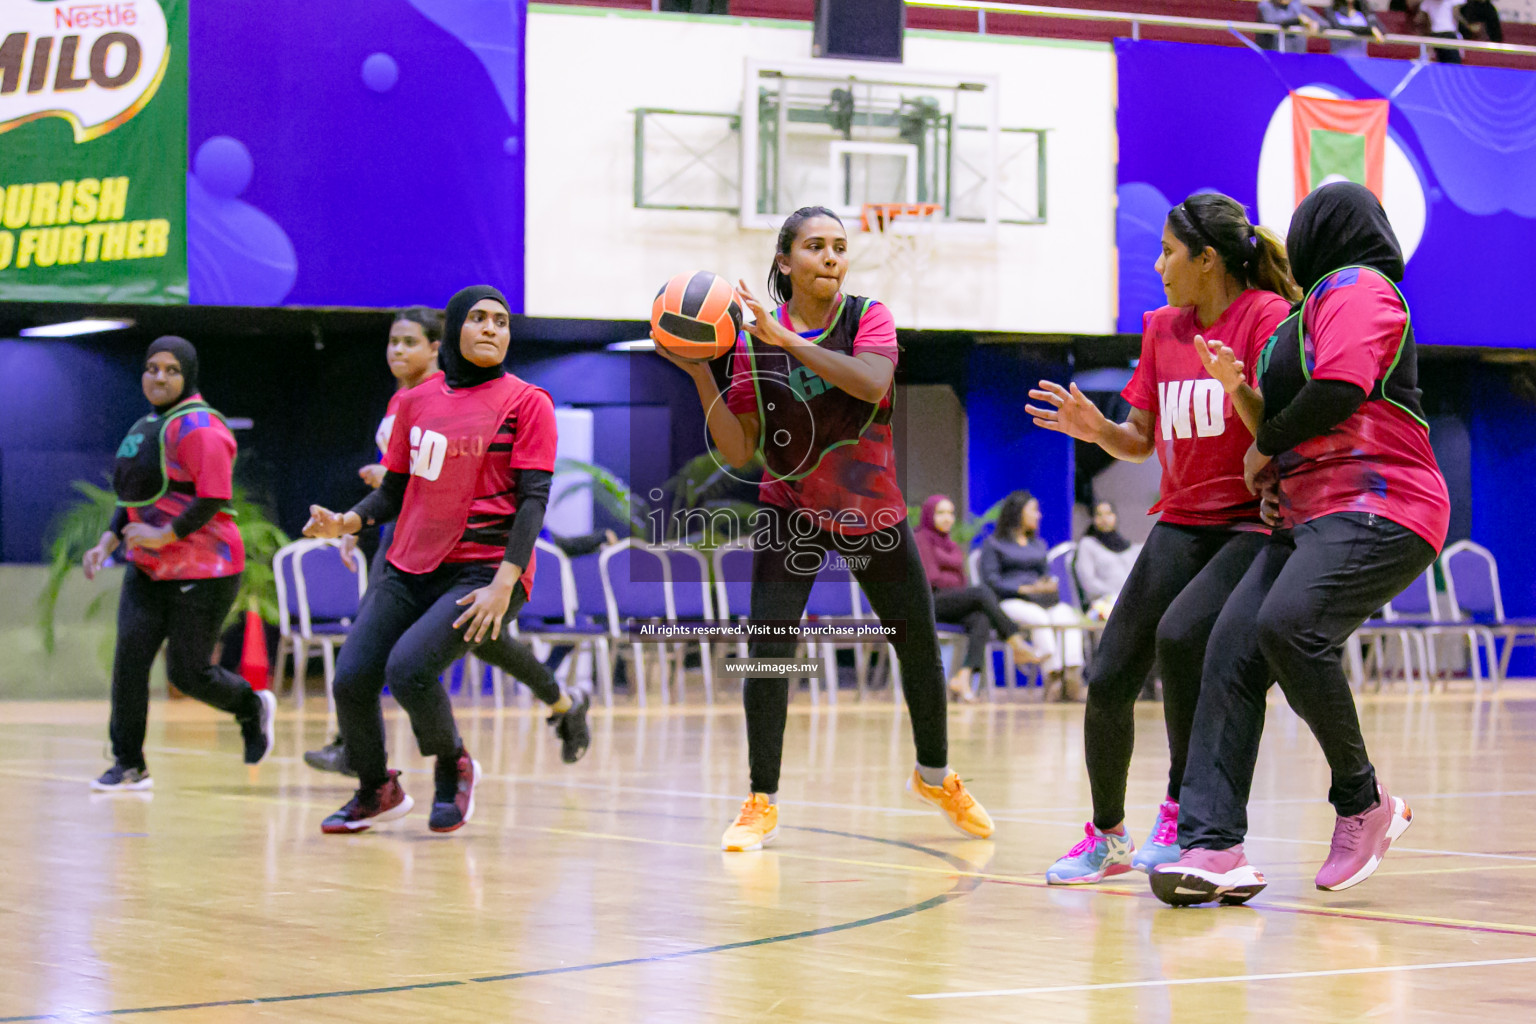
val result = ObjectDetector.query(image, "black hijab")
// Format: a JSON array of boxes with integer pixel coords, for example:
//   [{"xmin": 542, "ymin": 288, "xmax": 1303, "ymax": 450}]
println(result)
[
  {"xmin": 1262, "ymin": 181, "xmax": 1424, "ymax": 426},
  {"xmin": 145, "ymin": 335, "xmax": 199, "ymax": 412},
  {"xmin": 441, "ymin": 285, "xmax": 509, "ymax": 389},
  {"xmin": 1285, "ymin": 182, "xmax": 1403, "ymax": 295}
]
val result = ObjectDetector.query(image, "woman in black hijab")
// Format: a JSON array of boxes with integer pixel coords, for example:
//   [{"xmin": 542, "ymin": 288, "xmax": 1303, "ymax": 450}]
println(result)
[
  {"xmin": 82, "ymin": 336, "xmax": 276, "ymax": 790},
  {"xmin": 301, "ymin": 286, "xmax": 589, "ymax": 836},
  {"xmin": 1151, "ymin": 183, "xmax": 1451, "ymax": 906}
]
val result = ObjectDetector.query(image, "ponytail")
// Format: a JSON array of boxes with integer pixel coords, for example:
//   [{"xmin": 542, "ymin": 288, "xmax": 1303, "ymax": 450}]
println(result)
[
  {"xmin": 768, "ymin": 206, "xmax": 843, "ymax": 305},
  {"xmin": 1250, "ymin": 225, "xmax": 1301, "ymax": 302},
  {"xmin": 1167, "ymin": 193, "xmax": 1300, "ymax": 303}
]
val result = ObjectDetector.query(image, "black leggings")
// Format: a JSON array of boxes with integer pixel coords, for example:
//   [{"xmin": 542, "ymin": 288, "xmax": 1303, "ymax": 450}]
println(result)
[
  {"xmin": 931, "ymin": 585, "xmax": 1019, "ymax": 671},
  {"xmin": 744, "ymin": 506, "xmax": 948, "ymax": 794},
  {"xmin": 110, "ymin": 567, "xmax": 260, "ymax": 768},
  {"xmin": 333, "ymin": 560, "xmax": 561, "ymax": 788},
  {"xmin": 1179, "ymin": 512, "xmax": 1437, "ymax": 850},
  {"xmin": 1082, "ymin": 523, "xmax": 1268, "ymax": 830}
]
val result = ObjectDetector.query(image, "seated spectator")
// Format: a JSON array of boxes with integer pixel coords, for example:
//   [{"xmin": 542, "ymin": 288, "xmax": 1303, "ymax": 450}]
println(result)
[
  {"xmin": 915, "ymin": 495, "xmax": 1039, "ymax": 703},
  {"xmin": 1075, "ymin": 502, "xmax": 1142, "ymax": 614},
  {"xmin": 1460, "ymin": 0, "xmax": 1503, "ymax": 42},
  {"xmin": 1326, "ymin": 0, "xmax": 1388, "ymax": 54},
  {"xmin": 981, "ymin": 490, "xmax": 1087, "ymax": 701},
  {"xmin": 1258, "ymin": 0, "xmax": 1327, "ymax": 53},
  {"xmin": 1415, "ymin": 0, "xmax": 1466, "ymax": 62}
]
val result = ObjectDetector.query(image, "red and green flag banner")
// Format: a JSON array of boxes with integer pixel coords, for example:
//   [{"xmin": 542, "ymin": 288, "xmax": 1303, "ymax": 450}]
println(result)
[
  {"xmin": 0, "ymin": 0, "xmax": 187, "ymax": 302},
  {"xmin": 1291, "ymin": 93, "xmax": 1388, "ymax": 207}
]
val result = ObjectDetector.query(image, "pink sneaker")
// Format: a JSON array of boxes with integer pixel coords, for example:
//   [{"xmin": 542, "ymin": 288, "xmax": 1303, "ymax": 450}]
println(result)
[
  {"xmin": 1315, "ymin": 781, "xmax": 1413, "ymax": 891},
  {"xmin": 1150, "ymin": 845, "xmax": 1267, "ymax": 907}
]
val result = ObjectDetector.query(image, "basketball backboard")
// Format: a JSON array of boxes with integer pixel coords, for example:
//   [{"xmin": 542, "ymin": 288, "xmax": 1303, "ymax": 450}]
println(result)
[{"xmin": 738, "ymin": 59, "xmax": 1001, "ymax": 235}]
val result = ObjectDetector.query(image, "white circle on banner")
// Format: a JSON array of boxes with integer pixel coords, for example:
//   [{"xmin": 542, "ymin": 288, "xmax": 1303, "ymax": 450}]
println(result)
[{"xmin": 1255, "ymin": 85, "xmax": 1426, "ymax": 262}]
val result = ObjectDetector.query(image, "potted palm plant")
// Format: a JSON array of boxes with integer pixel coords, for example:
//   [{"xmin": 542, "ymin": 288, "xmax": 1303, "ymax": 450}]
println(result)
[{"xmin": 37, "ymin": 477, "xmax": 290, "ymax": 656}]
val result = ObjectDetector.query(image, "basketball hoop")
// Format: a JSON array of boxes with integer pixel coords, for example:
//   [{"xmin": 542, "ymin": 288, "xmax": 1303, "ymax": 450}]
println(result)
[
  {"xmin": 859, "ymin": 202, "xmax": 941, "ymax": 234},
  {"xmin": 859, "ymin": 203, "xmax": 941, "ymax": 327}
]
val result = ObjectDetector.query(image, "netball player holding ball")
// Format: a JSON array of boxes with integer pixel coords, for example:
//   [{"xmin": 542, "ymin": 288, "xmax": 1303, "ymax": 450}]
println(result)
[
  {"xmin": 652, "ymin": 207, "xmax": 993, "ymax": 852},
  {"xmin": 1026, "ymin": 193, "xmax": 1298, "ymax": 883}
]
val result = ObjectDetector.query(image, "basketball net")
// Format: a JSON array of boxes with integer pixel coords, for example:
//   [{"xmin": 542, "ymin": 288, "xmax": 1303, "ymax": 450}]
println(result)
[{"xmin": 859, "ymin": 203, "xmax": 940, "ymax": 328}]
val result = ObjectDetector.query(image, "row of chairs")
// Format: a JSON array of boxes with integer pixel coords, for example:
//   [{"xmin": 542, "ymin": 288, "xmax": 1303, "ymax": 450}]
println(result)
[
  {"xmin": 959, "ymin": 536, "xmax": 1536, "ymax": 697},
  {"xmin": 270, "ymin": 536, "xmax": 923, "ymax": 712},
  {"xmin": 270, "ymin": 533, "xmax": 1103, "ymax": 714},
  {"xmin": 1350, "ymin": 540, "xmax": 1536, "ymax": 694},
  {"xmin": 522, "ymin": 539, "xmax": 916, "ymax": 706},
  {"xmin": 277, "ymin": 533, "xmax": 1529, "ymax": 710}
]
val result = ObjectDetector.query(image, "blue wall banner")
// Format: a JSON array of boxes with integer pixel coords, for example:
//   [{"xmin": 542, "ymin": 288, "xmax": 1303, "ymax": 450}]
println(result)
[
  {"xmin": 1116, "ymin": 39, "xmax": 1536, "ymax": 349},
  {"xmin": 186, "ymin": 0, "xmax": 526, "ymax": 310}
]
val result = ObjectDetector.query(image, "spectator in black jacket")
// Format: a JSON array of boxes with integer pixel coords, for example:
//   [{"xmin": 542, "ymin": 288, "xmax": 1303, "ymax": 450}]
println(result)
[{"xmin": 1461, "ymin": 0, "xmax": 1504, "ymax": 42}]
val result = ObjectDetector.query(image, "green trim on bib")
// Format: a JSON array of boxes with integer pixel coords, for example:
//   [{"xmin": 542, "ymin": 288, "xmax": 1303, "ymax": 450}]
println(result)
[
  {"xmin": 1296, "ymin": 265, "xmax": 1427, "ymax": 429},
  {"xmin": 115, "ymin": 398, "xmax": 234, "ymax": 510},
  {"xmin": 748, "ymin": 297, "xmax": 886, "ymax": 484}
]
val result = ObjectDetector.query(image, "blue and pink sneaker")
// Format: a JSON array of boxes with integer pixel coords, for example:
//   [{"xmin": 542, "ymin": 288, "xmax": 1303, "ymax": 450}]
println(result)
[
  {"xmin": 1131, "ymin": 799, "xmax": 1183, "ymax": 874},
  {"xmin": 1046, "ymin": 822, "xmax": 1136, "ymax": 885}
]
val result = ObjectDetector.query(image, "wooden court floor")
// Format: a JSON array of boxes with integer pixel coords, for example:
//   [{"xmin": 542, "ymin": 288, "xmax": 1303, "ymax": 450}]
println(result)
[{"xmin": 2, "ymin": 688, "xmax": 1535, "ymax": 1023}]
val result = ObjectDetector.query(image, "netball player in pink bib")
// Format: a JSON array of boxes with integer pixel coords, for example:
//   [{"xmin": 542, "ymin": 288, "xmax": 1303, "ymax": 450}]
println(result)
[{"xmin": 1026, "ymin": 193, "xmax": 1299, "ymax": 883}]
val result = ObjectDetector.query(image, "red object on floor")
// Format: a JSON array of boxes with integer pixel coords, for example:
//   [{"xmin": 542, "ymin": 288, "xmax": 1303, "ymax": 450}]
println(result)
[{"xmin": 240, "ymin": 609, "xmax": 270, "ymax": 690}]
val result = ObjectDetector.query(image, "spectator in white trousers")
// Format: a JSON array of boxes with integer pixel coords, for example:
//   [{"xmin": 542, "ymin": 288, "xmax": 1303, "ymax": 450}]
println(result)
[{"xmin": 981, "ymin": 490, "xmax": 1086, "ymax": 701}]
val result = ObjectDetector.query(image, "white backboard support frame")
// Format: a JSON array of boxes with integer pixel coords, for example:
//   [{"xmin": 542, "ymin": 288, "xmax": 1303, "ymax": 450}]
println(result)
[{"xmin": 739, "ymin": 58, "xmax": 1000, "ymax": 237}]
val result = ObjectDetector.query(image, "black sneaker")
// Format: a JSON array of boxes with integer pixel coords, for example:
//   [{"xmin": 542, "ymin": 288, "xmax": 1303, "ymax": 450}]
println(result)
[
  {"xmin": 428, "ymin": 749, "xmax": 480, "ymax": 833},
  {"xmin": 92, "ymin": 763, "xmax": 153, "ymax": 791},
  {"xmin": 321, "ymin": 770, "xmax": 414, "ymax": 834},
  {"xmin": 303, "ymin": 736, "xmax": 356, "ymax": 777},
  {"xmin": 240, "ymin": 690, "xmax": 277, "ymax": 765},
  {"xmin": 548, "ymin": 691, "xmax": 591, "ymax": 764}
]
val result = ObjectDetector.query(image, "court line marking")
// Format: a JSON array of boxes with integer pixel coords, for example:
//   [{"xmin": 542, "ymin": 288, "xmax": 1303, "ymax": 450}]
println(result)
[
  {"xmin": 87, "ymin": 770, "xmax": 1536, "ymax": 944},
  {"xmin": 12, "ymin": 759, "xmax": 1536, "ymax": 926},
  {"xmin": 908, "ymin": 955, "xmax": 1536, "ymax": 1000},
  {"xmin": 13, "ymin": 752, "xmax": 1536, "ymax": 897},
  {"xmin": 0, "ymin": 825, "xmax": 980, "ymax": 1023},
  {"xmin": 33, "ymin": 740, "xmax": 1536, "ymax": 859},
  {"xmin": 11, "ymin": 741, "xmax": 1536, "ymax": 943}
]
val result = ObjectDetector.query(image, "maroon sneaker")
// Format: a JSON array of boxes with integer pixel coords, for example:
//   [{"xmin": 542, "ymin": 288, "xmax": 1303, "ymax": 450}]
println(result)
[
  {"xmin": 321, "ymin": 770, "xmax": 414, "ymax": 834},
  {"xmin": 1150, "ymin": 845, "xmax": 1267, "ymax": 907},
  {"xmin": 1315, "ymin": 781, "xmax": 1413, "ymax": 891},
  {"xmin": 428, "ymin": 750, "xmax": 480, "ymax": 833}
]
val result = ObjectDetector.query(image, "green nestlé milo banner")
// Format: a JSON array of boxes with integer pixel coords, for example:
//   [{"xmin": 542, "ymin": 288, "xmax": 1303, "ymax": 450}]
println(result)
[{"xmin": 0, "ymin": 0, "xmax": 186, "ymax": 302}]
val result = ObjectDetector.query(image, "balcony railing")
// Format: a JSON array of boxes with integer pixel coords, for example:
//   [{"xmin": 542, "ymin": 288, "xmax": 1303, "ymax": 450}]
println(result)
[{"xmin": 907, "ymin": 0, "xmax": 1536, "ymax": 60}]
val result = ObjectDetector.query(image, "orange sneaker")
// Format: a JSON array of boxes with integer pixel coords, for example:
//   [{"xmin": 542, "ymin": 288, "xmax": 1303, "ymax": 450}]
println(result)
[
  {"xmin": 908, "ymin": 770, "xmax": 995, "ymax": 839},
  {"xmin": 721, "ymin": 793, "xmax": 779, "ymax": 851}
]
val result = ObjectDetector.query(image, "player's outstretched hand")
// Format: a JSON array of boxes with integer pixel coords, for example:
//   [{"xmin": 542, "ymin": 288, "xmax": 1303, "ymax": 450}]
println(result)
[
  {"xmin": 1195, "ymin": 334, "xmax": 1246, "ymax": 394},
  {"xmin": 304, "ymin": 505, "xmax": 354, "ymax": 540},
  {"xmin": 454, "ymin": 583, "xmax": 513, "ymax": 644},
  {"xmin": 736, "ymin": 280, "xmax": 791, "ymax": 348},
  {"xmin": 1026, "ymin": 380, "xmax": 1107, "ymax": 443},
  {"xmin": 82, "ymin": 534, "xmax": 119, "ymax": 580}
]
